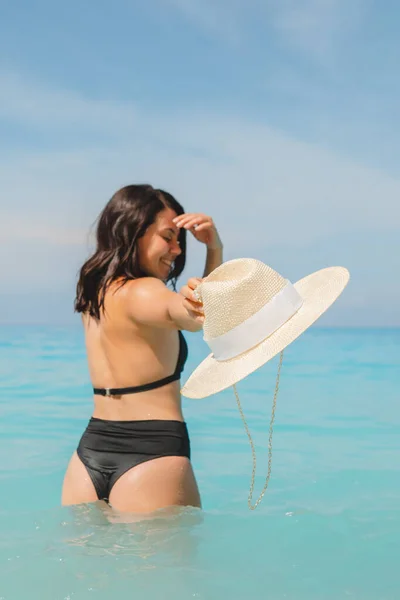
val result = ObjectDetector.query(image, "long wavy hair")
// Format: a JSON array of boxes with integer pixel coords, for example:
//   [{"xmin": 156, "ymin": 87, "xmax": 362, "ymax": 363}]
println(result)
[{"xmin": 75, "ymin": 184, "xmax": 186, "ymax": 319}]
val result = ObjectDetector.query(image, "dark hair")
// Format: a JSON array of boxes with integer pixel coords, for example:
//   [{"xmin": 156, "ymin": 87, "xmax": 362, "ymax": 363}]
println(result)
[{"xmin": 75, "ymin": 184, "xmax": 186, "ymax": 319}]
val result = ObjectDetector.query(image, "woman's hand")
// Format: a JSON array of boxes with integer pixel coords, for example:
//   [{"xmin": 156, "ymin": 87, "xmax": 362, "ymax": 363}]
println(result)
[
  {"xmin": 180, "ymin": 277, "xmax": 204, "ymax": 324},
  {"xmin": 173, "ymin": 213, "xmax": 222, "ymax": 250}
]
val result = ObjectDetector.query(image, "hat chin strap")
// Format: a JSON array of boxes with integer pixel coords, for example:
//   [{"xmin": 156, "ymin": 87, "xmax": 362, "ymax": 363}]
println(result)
[
  {"xmin": 205, "ymin": 280, "xmax": 295, "ymax": 509},
  {"xmin": 206, "ymin": 281, "xmax": 303, "ymax": 361},
  {"xmin": 234, "ymin": 349, "xmax": 284, "ymax": 511}
]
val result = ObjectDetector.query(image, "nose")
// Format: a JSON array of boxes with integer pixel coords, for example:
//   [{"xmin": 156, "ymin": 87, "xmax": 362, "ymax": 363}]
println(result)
[{"xmin": 171, "ymin": 239, "xmax": 182, "ymax": 257}]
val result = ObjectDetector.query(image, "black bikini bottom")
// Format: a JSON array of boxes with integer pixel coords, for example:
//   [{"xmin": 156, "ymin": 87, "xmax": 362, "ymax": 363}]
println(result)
[{"xmin": 76, "ymin": 417, "xmax": 191, "ymax": 502}]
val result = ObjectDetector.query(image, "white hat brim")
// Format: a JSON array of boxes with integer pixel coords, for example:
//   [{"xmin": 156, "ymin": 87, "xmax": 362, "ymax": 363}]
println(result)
[{"xmin": 181, "ymin": 266, "xmax": 350, "ymax": 399}]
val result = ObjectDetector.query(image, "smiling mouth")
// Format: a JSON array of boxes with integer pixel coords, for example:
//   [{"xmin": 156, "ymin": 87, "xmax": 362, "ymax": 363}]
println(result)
[{"xmin": 161, "ymin": 259, "xmax": 173, "ymax": 268}]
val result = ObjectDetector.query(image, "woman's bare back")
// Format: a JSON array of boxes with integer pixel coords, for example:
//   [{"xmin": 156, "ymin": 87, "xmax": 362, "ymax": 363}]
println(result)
[{"xmin": 84, "ymin": 279, "xmax": 186, "ymax": 422}]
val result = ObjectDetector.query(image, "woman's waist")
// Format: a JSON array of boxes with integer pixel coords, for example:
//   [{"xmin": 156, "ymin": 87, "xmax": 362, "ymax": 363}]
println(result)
[{"xmin": 92, "ymin": 387, "xmax": 184, "ymax": 422}]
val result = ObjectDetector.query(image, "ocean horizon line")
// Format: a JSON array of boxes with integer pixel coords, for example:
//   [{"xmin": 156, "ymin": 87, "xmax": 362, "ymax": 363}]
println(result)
[{"xmin": 0, "ymin": 322, "xmax": 399, "ymax": 330}]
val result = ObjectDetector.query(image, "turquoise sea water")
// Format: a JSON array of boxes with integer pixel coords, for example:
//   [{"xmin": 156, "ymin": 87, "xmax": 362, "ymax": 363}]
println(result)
[{"xmin": 0, "ymin": 325, "xmax": 399, "ymax": 599}]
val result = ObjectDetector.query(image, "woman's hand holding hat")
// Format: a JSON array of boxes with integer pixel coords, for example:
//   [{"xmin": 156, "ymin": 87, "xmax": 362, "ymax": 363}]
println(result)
[{"xmin": 180, "ymin": 277, "xmax": 204, "ymax": 324}]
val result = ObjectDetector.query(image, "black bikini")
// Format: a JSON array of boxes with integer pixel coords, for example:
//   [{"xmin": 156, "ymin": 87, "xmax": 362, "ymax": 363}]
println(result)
[
  {"xmin": 92, "ymin": 331, "xmax": 188, "ymax": 397},
  {"xmin": 76, "ymin": 331, "xmax": 190, "ymax": 503}
]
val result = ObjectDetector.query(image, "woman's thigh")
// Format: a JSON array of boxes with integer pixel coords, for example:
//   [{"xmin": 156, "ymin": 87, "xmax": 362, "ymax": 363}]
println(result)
[
  {"xmin": 109, "ymin": 456, "xmax": 201, "ymax": 514},
  {"xmin": 61, "ymin": 451, "xmax": 99, "ymax": 506}
]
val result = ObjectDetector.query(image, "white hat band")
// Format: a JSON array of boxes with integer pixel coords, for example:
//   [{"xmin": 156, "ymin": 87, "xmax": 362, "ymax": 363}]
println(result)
[{"xmin": 205, "ymin": 281, "xmax": 303, "ymax": 361}]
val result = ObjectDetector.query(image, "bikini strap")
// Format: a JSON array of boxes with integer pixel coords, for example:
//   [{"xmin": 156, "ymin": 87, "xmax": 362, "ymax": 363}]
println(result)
[{"xmin": 93, "ymin": 331, "xmax": 188, "ymax": 397}]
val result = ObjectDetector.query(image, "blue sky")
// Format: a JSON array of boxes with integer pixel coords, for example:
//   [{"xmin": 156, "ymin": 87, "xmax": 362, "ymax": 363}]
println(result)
[{"xmin": 0, "ymin": 0, "xmax": 399, "ymax": 325}]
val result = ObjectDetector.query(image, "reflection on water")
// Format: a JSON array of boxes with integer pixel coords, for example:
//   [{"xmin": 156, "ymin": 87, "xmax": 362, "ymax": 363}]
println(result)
[
  {"xmin": 2, "ymin": 503, "xmax": 208, "ymax": 599},
  {"xmin": 63, "ymin": 502, "xmax": 204, "ymax": 566},
  {"xmin": 1, "ymin": 502, "xmax": 399, "ymax": 599}
]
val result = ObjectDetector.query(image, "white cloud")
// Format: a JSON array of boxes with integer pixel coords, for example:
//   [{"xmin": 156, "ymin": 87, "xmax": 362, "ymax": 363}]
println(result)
[
  {"xmin": 162, "ymin": 0, "xmax": 241, "ymax": 43},
  {"xmin": 160, "ymin": 0, "xmax": 365, "ymax": 61},
  {"xmin": 0, "ymin": 70, "xmax": 137, "ymax": 135},
  {"xmin": 0, "ymin": 220, "xmax": 87, "ymax": 246},
  {"xmin": 0, "ymin": 72, "xmax": 399, "ymax": 325},
  {"xmin": 267, "ymin": 0, "xmax": 361, "ymax": 56}
]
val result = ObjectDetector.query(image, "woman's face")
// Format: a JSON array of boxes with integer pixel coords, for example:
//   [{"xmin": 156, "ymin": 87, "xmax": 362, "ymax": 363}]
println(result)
[{"xmin": 138, "ymin": 208, "xmax": 182, "ymax": 280}]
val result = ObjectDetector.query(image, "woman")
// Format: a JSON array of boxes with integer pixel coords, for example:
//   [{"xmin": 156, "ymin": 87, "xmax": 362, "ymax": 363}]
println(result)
[{"xmin": 62, "ymin": 184, "xmax": 223, "ymax": 513}]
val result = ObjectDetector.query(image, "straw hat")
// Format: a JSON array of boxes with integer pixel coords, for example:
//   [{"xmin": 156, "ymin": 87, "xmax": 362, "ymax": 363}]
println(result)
[
  {"xmin": 182, "ymin": 258, "xmax": 350, "ymax": 399},
  {"xmin": 181, "ymin": 258, "xmax": 350, "ymax": 510}
]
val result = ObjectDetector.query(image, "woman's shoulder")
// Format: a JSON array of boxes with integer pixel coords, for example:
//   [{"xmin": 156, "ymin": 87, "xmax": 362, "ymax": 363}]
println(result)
[
  {"xmin": 108, "ymin": 277, "xmax": 177, "ymax": 328},
  {"xmin": 119, "ymin": 277, "xmax": 170, "ymax": 301}
]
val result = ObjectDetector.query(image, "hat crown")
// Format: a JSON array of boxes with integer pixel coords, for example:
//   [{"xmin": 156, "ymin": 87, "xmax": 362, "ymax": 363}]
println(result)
[{"xmin": 200, "ymin": 259, "xmax": 287, "ymax": 339}]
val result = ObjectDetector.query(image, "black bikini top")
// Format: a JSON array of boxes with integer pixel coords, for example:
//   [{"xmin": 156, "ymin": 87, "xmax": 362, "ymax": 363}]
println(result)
[{"xmin": 93, "ymin": 331, "xmax": 188, "ymax": 397}]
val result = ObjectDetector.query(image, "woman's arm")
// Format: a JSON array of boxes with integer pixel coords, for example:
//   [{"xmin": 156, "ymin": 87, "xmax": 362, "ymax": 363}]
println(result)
[
  {"xmin": 126, "ymin": 277, "xmax": 204, "ymax": 332},
  {"xmin": 203, "ymin": 246, "xmax": 223, "ymax": 277}
]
